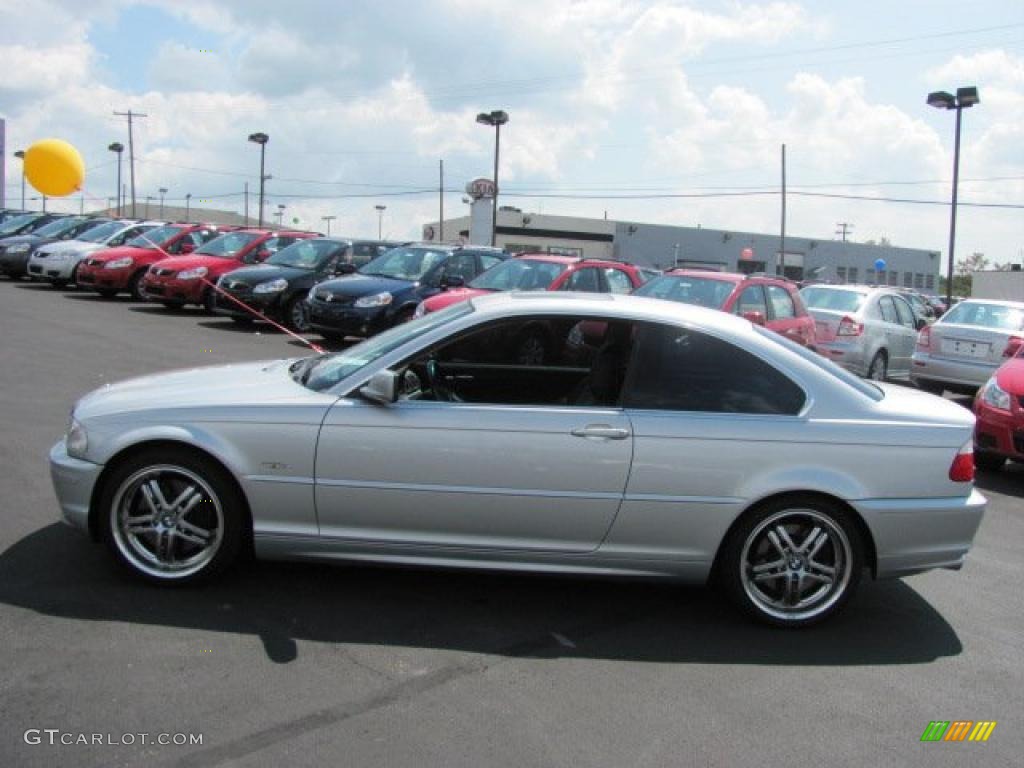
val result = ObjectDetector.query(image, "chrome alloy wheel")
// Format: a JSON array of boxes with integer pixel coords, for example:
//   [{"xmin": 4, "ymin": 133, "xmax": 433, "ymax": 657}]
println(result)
[
  {"xmin": 109, "ymin": 465, "xmax": 225, "ymax": 580},
  {"xmin": 289, "ymin": 298, "xmax": 309, "ymax": 331},
  {"xmin": 739, "ymin": 508, "xmax": 852, "ymax": 622}
]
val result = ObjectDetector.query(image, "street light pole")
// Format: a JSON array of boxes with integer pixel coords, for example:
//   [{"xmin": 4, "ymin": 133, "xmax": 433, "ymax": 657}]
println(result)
[
  {"xmin": 927, "ymin": 86, "xmax": 979, "ymax": 307},
  {"xmin": 276, "ymin": 204, "xmax": 286, "ymax": 227},
  {"xmin": 375, "ymin": 204, "xmax": 386, "ymax": 239},
  {"xmin": 248, "ymin": 132, "xmax": 269, "ymax": 227},
  {"xmin": 475, "ymin": 110, "xmax": 509, "ymax": 247},
  {"xmin": 322, "ymin": 215, "xmax": 336, "ymax": 236},
  {"xmin": 185, "ymin": 193, "xmax": 192, "ymax": 222},
  {"xmin": 158, "ymin": 187, "xmax": 168, "ymax": 219},
  {"xmin": 13, "ymin": 150, "xmax": 25, "ymax": 209},
  {"xmin": 108, "ymin": 143, "xmax": 124, "ymax": 215}
]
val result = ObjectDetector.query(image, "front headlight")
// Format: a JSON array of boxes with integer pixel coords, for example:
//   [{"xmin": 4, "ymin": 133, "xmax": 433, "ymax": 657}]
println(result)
[
  {"xmin": 8, "ymin": 243, "xmax": 30, "ymax": 253},
  {"xmin": 177, "ymin": 266, "xmax": 209, "ymax": 280},
  {"xmin": 413, "ymin": 301, "xmax": 426, "ymax": 318},
  {"xmin": 354, "ymin": 291, "xmax": 393, "ymax": 308},
  {"xmin": 104, "ymin": 257, "xmax": 134, "ymax": 269},
  {"xmin": 66, "ymin": 418, "xmax": 88, "ymax": 459},
  {"xmin": 981, "ymin": 377, "xmax": 1011, "ymax": 410},
  {"xmin": 253, "ymin": 278, "xmax": 288, "ymax": 294}
]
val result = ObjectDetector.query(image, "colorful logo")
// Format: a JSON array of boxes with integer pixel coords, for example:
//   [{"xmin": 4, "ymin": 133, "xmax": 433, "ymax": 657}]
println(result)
[{"xmin": 921, "ymin": 721, "xmax": 996, "ymax": 742}]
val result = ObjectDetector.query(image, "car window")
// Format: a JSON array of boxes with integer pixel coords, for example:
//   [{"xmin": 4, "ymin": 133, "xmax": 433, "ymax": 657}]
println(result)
[
  {"xmin": 735, "ymin": 285, "xmax": 768, "ymax": 317},
  {"xmin": 443, "ymin": 252, "xmax": 478, "ymax": 282},
  {"xmin": 351, "ymin": 243, "xmax": 378, "ymax": 266},
  {"xmin": 561, "ymin": 267, "xmax": 602, "ymax": 293},
  {"xmin": 360, "ymin": 246, "xmax": 448, "ymax": 281},
  {"xmin": 878, "ymin": 296, "xmax": 899, "ymax": 324},
  {"xmin": 470, "ymin": 258, "xmax": 567, "ymax": 291},
  {"xmin": 480, "ymin": 253, "xmax": 504, "ymax": 271},
  {"xmin": 766, "ymin": 285, "xmax": 796, "ymax": 319},
  {"xmin": 892, "ymin": 296, "xmax": 916, "ymax": 328},
  {"xmin": 800, "ymin": 286, "xmax": 866, "ymax": 312},
  {"xmin": 633, "ymin": 275, "xmax": 735, "ymax": 308},
  {"xmin": 941, "ymin": 302, "xmax": 1024, "ymax": 331},
  {"xmin": 604, "ymin": 268, "xmax": 634, "ymax": 294},
  {"xmin": 622, "ymin": 322, "xmax": 806, "ymax": 415}
]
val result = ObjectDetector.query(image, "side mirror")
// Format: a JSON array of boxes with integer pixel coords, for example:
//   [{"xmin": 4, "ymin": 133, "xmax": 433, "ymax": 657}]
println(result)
[
  {"xmin": 179, "ymin": 241, "xmax": 196, "ymax": 254},
  {"xmin": 336, "ymin": 262, "xmax": 357, "ymax": 275},
  {"xmin": 359, "ymin": 369, "xmax": 399, "ymax": 405},
  {"xmin": 440, "ymin": 274, "xmax": 465, "ymax": 289},
  {"xmin": 742, "ymin": 310, "xmax": 766, "ymax": 326}
]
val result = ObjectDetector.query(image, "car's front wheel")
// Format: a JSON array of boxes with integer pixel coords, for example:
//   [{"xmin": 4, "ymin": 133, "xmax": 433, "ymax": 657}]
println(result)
[
  {"xmin": 286, "ymin": 296, "xmax": 310, "ymax": 332},
  {"xmin": 720, "ymin": 496, "xmax": 863, "ymax": 627},
  {"xmin": 98, "ymin": 448, "xmax": 247, "ymax": 585}
]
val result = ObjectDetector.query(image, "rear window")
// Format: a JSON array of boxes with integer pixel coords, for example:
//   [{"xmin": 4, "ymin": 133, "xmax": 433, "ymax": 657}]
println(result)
[
  {"xmin": 633, "ymin": 275, "xmax": 736, "ymax": 309},
  {"xmin": 800, "ymin": 286, "xmax": 866, "ymax": 313},
  {"xmin": 941, "ymin": 302, "xmax": 1024, "ymax": 331},
  {"xmin": 754, "ymin": 327, "xmax": 883, "ymax": 401}
]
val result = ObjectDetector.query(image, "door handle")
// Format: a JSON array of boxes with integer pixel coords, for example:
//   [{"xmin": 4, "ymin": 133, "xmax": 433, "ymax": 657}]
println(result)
[{"xmin": 571, "ymin": 424, "xmax": 631, "ymax": 440}]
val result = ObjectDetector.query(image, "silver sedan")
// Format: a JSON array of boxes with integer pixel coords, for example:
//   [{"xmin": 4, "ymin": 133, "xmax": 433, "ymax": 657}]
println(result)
[{"xmin": 49, "ymin": 293, "xmax": 985, "ymax": 627}]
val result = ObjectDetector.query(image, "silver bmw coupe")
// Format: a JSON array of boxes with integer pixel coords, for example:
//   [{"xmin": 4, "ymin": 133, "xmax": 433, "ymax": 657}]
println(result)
[{"xmin": 50, "ymin": 292, "xmax": 986, "ymax": 626}]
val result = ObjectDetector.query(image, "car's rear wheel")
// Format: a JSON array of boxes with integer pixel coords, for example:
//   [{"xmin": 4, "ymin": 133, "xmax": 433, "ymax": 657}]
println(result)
[
  {"xmin": 286, "ymin": 296, "xmax": 310, "ymax": 332},
  {"xmin": 99, "ymin": 448, "xmax": 246, "ymax": 585},
  {"xmin": 867, "ymin": 351, "xmax": 887, "ymax": 381},
  {"xmin": 720, "ymin": 496, "xmax": 863, "ymax": 627},
  {"xmin": 974, "ymin": 451, "xmax": 1006, "ymax": 472}
]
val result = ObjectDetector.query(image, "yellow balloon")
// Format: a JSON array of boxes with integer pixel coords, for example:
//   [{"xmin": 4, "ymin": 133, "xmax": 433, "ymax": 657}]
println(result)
[{"xmin": 24, "ymin": 138, "xmax": 86, "ymax": 197}]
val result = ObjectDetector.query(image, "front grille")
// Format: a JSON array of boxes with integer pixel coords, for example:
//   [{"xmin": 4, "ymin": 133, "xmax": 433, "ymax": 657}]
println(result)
[
  {"xmin": 28, "ymin": 265, "xmax": 42, "ymax": 274},
  {"xmin": 314, "ymin": 290, "xmax": 353, "ymax": 305}
]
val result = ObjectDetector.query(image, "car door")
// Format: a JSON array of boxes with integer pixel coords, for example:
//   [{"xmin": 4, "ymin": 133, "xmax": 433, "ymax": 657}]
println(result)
[
  {"xmin": 314, "ymin": 313, "xmax": 635, "ymax": 553},
  {"xmin": 734, "ymin": 284, "xmax": 769, "ymax": 323},
  {"xmin": 889, "ymin": 295, "xmax": 919, "ymax": 375},
  {"xmin": 877, "ymin": 295, "xmax": 913, "ymax": 374}
]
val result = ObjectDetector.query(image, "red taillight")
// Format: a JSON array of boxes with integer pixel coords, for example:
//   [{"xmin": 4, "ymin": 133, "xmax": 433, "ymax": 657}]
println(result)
[
  {"xmin": 949, "ymin": 440, "xmax": 975, "ymax": 482},
  {"xmin": 836, "ymin": 316, "xmax": 863, "ymax": 337},
  {"xmin": 917, "ymin": 325, "xmax": 932, "ymax": 350},
  {"xmin": 1002, "ymin": 335, "xmax": 1023, "ymax": 358}
]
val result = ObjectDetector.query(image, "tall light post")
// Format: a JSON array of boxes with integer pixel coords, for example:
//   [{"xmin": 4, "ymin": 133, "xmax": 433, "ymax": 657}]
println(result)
[
  {"xmin": 108, "ymin": 142, "xmax": 124, "ymax": 215},
  {"xmin": 276, "ymin": 203, "xmax": 286, "ymax": 227},
  {"xmin": 145, "ymin": 195, "xmax": 153, "ymax": 218},
  {"xmin": 927, "ymin": 86, "xmax": 979, "ymax": 307},
  {"xmin": 158, "ymin": 187, "xmax": 168, "ymax": 219},
  {"xmin": 247, "ymin": 132, "xmax": 269, "ymax": 227},
  {"xmin": 322, "ymin": 215, "xmax": 336, "ymax": 235},
  {"xmin": 475, "ymin": 109, "xmax": 509, "ymax": 246},
  {"xmin": 13, "ymin": 150, "xmax": 25, "ymax": 209},
  {"xmin": 185, "ymin": 192, "xmax": 192, "ymax": 222},
  {"xmin": 374, "ymin": 204, "xmax": 386, "ymax": 239}
]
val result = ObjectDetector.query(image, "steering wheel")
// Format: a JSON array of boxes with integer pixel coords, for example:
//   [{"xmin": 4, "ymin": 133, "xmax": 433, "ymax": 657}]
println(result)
[{"xmin": 425, "ymin": 358, "xmax": 457, "ymax": 402}]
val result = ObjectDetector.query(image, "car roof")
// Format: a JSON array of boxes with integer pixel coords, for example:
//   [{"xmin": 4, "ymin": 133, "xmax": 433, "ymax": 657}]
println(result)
[{"xmin": 956, "ymin": 298, "xmax": 1024, "ymax": 309}]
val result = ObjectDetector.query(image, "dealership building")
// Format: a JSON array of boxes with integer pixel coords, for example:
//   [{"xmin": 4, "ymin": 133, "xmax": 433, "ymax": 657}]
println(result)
[{"xmin": 423, "ymin": 204, "xmax": 942, "ymax": 293}]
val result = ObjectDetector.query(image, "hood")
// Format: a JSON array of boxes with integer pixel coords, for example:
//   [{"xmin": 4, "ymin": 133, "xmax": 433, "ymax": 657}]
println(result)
[
  {"xmin": 149, "ymin": 254, "xmax": 217, "ymax": 272},
  {"xmin": 85, "ymin": 244, "xmax": 153, "ymax": 263},
  {"xmin": 37, "ymin": 239, "xmax": 95, "ymax": 256},
  {"xmin": 873, "ymin": 381, "xmax": 975, "ymax": 431},
  {"xmin": 315, "ymin": 273, "xmax": 414, "ymax": 298},
  {"xmin": 995, "ymin": 357, "xmax": 1024, "ymax": 395},
  {"xmin": 0, "ymin": 234, "xmax": 48, "ymax": 248},
  {"xmin": 74, "ymin": 359, "xmax": 330, "ymax": 421},
  {"xmin": 221, "ymin": 263, "xmax": 313, "ymax": 286},
  {"xmin": 425, "ymin": 287, "xmax": 490, "ymax": 312}
]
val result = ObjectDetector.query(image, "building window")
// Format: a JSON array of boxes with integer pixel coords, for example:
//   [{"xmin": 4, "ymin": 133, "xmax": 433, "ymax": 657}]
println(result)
[
  {"xmin": 837, "ymin": 266, "xmax": 847, "ymax": 283},
  {"xmin": 848, "ymin": 267, "xmax": 858, "ymax": 283},
  {"xmin": 903, "ymin": 271, "xmax": 913, "ymax": 287},
  {"xmin": 914, "ymin": 273, "xmax": 924, "ymax": 289},
  {"xmin": 548, "ymin": 246, "xmax": 583, "ymax": 258},
  {"xmin": 888, "ymin": 271, "xmax": 898, "ymax": 286},
  {"xmin": 867, "ymin": 268, "xmax": 876, "ymax": 285},
  {"xmin": 925, "ymin": 274, "xmax": 935, "ymax": 290}
]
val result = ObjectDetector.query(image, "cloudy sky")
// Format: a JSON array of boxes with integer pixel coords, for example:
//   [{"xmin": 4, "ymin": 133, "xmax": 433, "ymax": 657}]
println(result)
[{"xmin": 2, "ymin": 0, "xmax": 1021, "ymax": 269}]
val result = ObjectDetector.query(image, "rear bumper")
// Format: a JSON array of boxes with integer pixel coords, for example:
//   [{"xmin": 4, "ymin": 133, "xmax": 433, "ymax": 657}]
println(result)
[
  {"xmin": 49, "ymin": 440, "xmax": 103, "ymax": 534},
  {"xmin": 911, "ymin": 351, "xmax": 995, "ymax": 390},
  {"xmin": 853, "ymin": 489, "xmax": 986, "ymax": 578},
  {"xmin": 815, "ymin": 340, "xmax": 869, "ymax": 376}
]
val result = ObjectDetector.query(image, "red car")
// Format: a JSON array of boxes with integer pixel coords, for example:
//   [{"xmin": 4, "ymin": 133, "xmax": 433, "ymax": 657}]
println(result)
[
  {"xmin": 633, "ymin": 269, "xmax": 817, "ymax": 347},
  {"xmin": 140, "ymin": 228, "xmax": 319, "ymax": 310},
  {"xmin": 973, "ymin": 339, "xmax": 1024, "ymax": 471},
  {"xmin": 76, "ymin": 223, "xmax": 232, "ymax": 300},
  {"xmin": 415, "ymin": 253, "xmax": 649, "ymax": 316}
]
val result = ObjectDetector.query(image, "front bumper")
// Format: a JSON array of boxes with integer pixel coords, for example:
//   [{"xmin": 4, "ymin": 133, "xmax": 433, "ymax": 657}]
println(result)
[
  {"xmin": 212, "ymin": 287, "xmax": 284, "ymax": 319},
  {"xmin": 911, "ymin": 351, "xmax": 995, "ymax": 391},
  {"xmin": 854, "ymin": 489, "xmax": 986, "ymax": 578},
  {"xmin": 140, "ymin": 274, "xmax": 204, "ymax": 304},
  {"xmin": 974, "ymin": 403, "xmax": 1024, "ymax": 460},
  {"xmin": 76, "ymin": 264, "xmax": 133, "ymax": 292},
  {"xmin": 49, "ymin": 440, "xmax": 104, "ymax": 534},
  {"xmin": 308, "ymin": 300, "xmax": 390, "ymax": 337}
]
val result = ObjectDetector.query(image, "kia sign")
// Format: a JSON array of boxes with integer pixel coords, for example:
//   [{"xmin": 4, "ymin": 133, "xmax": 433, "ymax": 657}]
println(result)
[{"xmin": 465, "ymin": 177, "xmax": 496, "ymax": 200}]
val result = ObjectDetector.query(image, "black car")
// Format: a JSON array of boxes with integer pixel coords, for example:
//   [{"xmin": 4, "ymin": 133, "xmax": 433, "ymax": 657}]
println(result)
[
  {"xmin": 213, "ymin": 238, "xmax": 356, "ymax": 331},
  {"xmin": 308, "ymin": 244, "xmax": 509, "ymax": 340},
  {"xmin": 0, "ymin": 216, "xmax": 110, "ymax": 278},
  {"xmin": 0, "ymin": 211, "xmax": 66, "ymax": 240},
  {"xmin": 0, "ymin": 209, "xmax": 30, "ymax": 224}
]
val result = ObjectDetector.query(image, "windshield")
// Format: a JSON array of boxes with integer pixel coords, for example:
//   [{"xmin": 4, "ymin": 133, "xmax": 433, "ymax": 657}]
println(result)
[
  {"xmin": 634, "ymin": 274, "xmax": 736, "ymax": 308},
  {"xmin": 127, "ymin": 225, "xmax": 185, "ymax": 249},
  {"xmin": 941, "ymin": 302, "xmax": 1024, "ymax": 331},
  {"xmin": 755, "ymin": 327, "xmax": 883, "ymax": 400},
  {"xmin": 470, "ymin": 258, "xmax": 568, "ymax": 291},
  {"xmin": 268, "ymin": 239, "xmax": 340, "ymax": 269},
  {"xmin": 63, "ymin": 218, "xmax": 112, "ymax": 239},
  {"xmin": 196, "ymin": 232, "xmax": 262, "ymax": 258},
  {"xmin": 0, "ymin": 213, "xmax": 41, "ymax": 235},
  {"xmin": 77, "ymin": 220, "xmax": 125, "ymax": 243},
  {"xmin": 300, "ymin": 302, "xmax": 475, "ymax": 392},
  {"xmin": 800, "ymin": 286, "xmax": 867, "ymax": 313},
  {"xmin": 33, "ymin": 216, "xmax": 88, "ymax": 238},
  {"xmin": 360, "ymin": 246, "xmax": 448, "ymax": 281}
]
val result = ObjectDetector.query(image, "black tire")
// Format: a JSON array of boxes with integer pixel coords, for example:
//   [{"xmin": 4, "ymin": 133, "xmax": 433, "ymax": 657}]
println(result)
[
  {"xmin": 285, "ymin": 296, "xmax": 310, "ymax": 332},
  {"xmin": 162, "ymin": 300, "xmax": 186, "ymax": 310},
  {"xmin": 866, "ymin": 351, "xmax": 887, "ymax": 382},
  {"xmin": 974, "ymin": 451, "xmax": 1005, "ymax": 472},
  {"xmin": 127, "ymin": 269, "xmax": 147, "ymax": 301},
  {"xmin": 69, "ymin": 262, "xmax": 81, "ymax": 287},
  {"xmin": 98, "ymin": 447, "xmax": 248, "ymax": 586},
  {"xmin": 916, "ymin": 379, "xmax": 945, "ymax": 395},
  {"xmin": 202, "ymin": 288, "xmax": 217, "ymax": 314},
  {"xmin": 719, "ymin": 495, "xmax": 864, "ymax": 628}
]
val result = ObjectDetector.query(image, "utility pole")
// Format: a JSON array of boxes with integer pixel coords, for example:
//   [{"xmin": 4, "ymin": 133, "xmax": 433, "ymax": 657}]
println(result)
[
  {"xmin": 835, "ymin": 222, "xmax": 853, "ymax": 242},
  {"xmin": 113, "ymin": 109, "xmax": 147, "ymax": 217},
  {"xmin": 439, "ymin": 159, "xmax": 444, "ymax": 242},
  {"xmin": 244, "ymin": 182, "xmax": 249, "ymax": 225},
  {"xmin": 779, "ymin": 143, "xmax": 786, "ymax": 277}
]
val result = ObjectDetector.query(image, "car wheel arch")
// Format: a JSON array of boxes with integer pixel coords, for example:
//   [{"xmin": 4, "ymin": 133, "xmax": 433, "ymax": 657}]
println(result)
[
  {"xmin": 88, "ymin": 437, "xmax": 253, "ymax": 548},
  {"xmin": 709, "ymin": 490, "xmax": 878, "ymax": 584}
]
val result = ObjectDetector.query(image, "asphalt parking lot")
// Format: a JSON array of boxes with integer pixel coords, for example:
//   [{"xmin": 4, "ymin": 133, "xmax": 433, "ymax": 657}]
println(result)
[{"xmin": 0, "ymin": 277, "xmax": 1021, "ymax": 768}]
